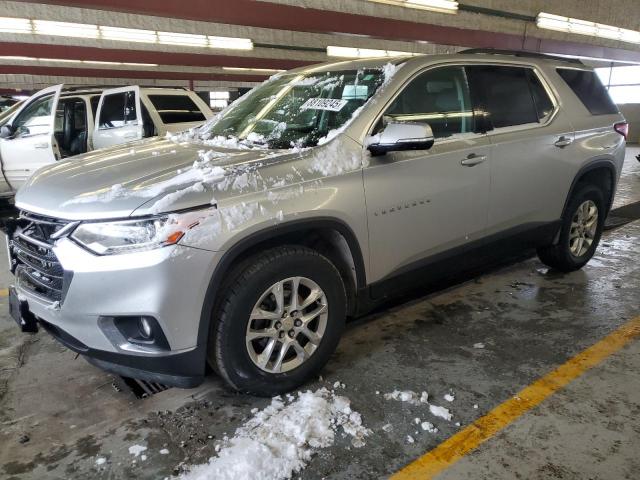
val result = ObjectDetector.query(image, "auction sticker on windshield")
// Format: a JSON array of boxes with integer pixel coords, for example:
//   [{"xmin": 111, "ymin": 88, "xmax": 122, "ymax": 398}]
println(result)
[{"xmin": 301, "ymin": 98, "xmax": 348, "ymax": 112}]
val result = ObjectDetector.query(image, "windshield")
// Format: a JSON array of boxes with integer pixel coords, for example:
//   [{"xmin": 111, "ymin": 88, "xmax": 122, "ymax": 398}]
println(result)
[
  {"xmin": 198, "ymin": 68, "xmax": 389, "ymax": 149},
  {"xmin": 0, "ymin": 101, "xmax": 23, "ymax": 126}
]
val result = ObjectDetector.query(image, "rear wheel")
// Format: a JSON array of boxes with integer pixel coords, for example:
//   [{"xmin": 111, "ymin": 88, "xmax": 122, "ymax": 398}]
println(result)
[
  {"xmin": 208, "ymin": 246, "xmax": 346, "ymax": 396},
  {"xmin": 537, "ymin": 183, "xmax": 605, "ymax": 272}
]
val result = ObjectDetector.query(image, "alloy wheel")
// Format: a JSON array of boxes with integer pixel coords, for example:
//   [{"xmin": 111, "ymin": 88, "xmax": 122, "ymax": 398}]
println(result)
[
  {"xmin": 245, "ymin": 276, "xmax": 328, "ymax": 373},
  {"xmin": 569, "ymin": 199, "xmax": 598, "ymax": 257}
]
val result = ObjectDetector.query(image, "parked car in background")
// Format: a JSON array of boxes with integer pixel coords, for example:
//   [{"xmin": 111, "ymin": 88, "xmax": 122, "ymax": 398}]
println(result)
[
  {"xmin": 0, "ymin": 85, "xmax": 213, "ymax": 196},
  {"xmin": 0, "ymin": 95, "xmax": 19, "ymax": 112},
  {"xmin": 6, "ymin": 50, "xmax": 626, "ymax": 395}
]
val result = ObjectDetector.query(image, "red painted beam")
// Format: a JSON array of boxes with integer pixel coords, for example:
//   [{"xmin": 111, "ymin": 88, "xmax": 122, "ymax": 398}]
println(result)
[
  {"xmin": 0, "ymin": 42, "xmax": 311, "ymax": 69},
  {"xmin": 32, "ymin": 0, "xmax": 640, "ymax": 63},
  {"xmin": 30, "ymin": 0, "xmax": 522, "ymax": 49},
  {"xmin": 0, "ymin": 65, "xmax": 268, "ymax": 82}
]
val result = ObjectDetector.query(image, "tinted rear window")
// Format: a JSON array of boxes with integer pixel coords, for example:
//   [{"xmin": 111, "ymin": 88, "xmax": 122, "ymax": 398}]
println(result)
[
  {"xmin": 147, "ymin": 95, "xmax": 206, "ymax": 124},
  {"xmin": 557, "ymin": 69, "xmax": 618, "ymax": 115},
  {"xmin": 467, "ymin": 66, "xmax": 539, "ymax": 129}
]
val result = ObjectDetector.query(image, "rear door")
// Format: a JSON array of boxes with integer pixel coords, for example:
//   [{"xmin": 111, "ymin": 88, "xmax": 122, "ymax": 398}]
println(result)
[
  {"xmin": 93, "ymin": 86, "xmax": 142, "ymax": 149},
  {"xmin": 0, "ymin": 84, "xmax": 62, "ymax": 189},
  {"xmin": 466, "ymin": 65, "xmax": 576, "ymax": 233}
]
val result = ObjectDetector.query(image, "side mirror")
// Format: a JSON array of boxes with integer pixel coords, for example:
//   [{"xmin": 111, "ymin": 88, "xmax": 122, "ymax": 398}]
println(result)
[
  {"xmin": 0, "ymin": 124, "xmax": 15, "ymax": 139},
  {"xmin": 367, "ymin": 122, "xmax": 434, "ymax": 156}
]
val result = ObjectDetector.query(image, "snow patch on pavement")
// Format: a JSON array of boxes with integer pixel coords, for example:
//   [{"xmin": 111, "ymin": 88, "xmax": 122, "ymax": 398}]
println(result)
[
  {"xmin": 429, "ymin": 404, "xmax": 453, "ymax": 421},
  {"xmin": 179, "ymin": 388, "xmax": 370, "ymax": 480},
  {"xmin": 128, "ymin": 445, "xmax": 147, "ymax": 457}
]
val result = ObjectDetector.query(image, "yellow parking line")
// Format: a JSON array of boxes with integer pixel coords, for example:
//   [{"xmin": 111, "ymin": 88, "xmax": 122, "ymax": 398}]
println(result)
[
  {"xmin": 391, "ymin": 315, "xmax": 640, "ymax": 480},
  {"xmin": 0, "ymin": 288, "xmax": 7, "ymax": 298}
]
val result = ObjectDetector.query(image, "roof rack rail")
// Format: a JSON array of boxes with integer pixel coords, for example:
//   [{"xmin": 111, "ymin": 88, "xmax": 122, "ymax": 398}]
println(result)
[
  {"xmin": 61, "ymin": 85, "xmax": 106, "ymax": 92},
  {"xmin": 459, "ymin": 48, "xmax": 584, "ymax": 65}
]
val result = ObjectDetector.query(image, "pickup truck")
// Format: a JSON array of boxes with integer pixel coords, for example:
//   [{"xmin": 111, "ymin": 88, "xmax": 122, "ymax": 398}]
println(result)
[{"xmin": 0, "ymin": 84, "xmax": 213, "ymax": 198}]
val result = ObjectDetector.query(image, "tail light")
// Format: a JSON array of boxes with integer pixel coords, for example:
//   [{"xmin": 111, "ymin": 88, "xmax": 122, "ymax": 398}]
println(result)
[{"xmin": 614, "ymin": 122, "xmax": 628, "ymax": 140}]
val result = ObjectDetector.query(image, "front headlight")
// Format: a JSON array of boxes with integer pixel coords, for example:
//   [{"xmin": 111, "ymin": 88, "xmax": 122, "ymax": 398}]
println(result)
[{"xmin": 71, "ymin": 215, "xmax": 195, "ymax": 255}]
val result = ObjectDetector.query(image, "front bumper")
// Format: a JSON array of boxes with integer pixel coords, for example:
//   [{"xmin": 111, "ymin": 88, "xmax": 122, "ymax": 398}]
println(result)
[{"xmin": 10, "ymin": 235, "xmax": 221, "ymax": 387}]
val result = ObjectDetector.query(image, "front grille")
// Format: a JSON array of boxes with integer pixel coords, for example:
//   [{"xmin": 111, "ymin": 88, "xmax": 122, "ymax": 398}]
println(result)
[{"xmin": 9, "ymin": 211, "xmax": 71, "ymax": 302}]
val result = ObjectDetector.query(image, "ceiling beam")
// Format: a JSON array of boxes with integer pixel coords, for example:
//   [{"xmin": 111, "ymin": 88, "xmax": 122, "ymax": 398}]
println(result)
[
  {"xmin": 30, "ymin": 0, "xmax": 640, "ymax": 62},
  {"xmin": 0, "ymin": 64, "xmax": 269, "ymax": 82},
  {"xmin": 0, "ymin": 42, "xmax": 311, "ymax": 69}
]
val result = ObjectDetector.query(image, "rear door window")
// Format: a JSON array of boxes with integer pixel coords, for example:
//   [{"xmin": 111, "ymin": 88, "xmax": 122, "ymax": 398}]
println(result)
[
  {"xmin": 98, "ymin": 91, "xmax": 137, "ymax": 129},
  {"xmin": 556, "ymin": 68, "xmax": 618, "ymax": 115},
  {"xmin": 147, "ymin": 95, "xmax": 206, "ymax": 124},
  {"xmin": 466, "ymin": 66, "xmax": 540, "ymax": 129}
]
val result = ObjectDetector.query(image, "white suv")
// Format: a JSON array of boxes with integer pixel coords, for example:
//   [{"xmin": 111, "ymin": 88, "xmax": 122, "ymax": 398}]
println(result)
[{"xmin": 0, "ymin": 85, "xmax": 213, "ymax": 197}]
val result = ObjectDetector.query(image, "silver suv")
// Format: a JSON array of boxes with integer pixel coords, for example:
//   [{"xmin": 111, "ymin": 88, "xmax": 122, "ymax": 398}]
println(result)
[{"xmin": 6, "ymin": 50, "xmax": 626, "ymax": 395}]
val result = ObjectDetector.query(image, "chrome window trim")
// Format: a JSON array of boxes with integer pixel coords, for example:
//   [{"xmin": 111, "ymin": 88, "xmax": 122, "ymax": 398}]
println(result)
[{"xmin": 365, "ymin": 60, "xmax": 561, "ymax": 141}]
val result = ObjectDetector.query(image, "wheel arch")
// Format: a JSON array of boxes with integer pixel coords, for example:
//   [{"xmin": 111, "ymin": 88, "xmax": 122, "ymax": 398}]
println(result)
[
  {"xmin": 562, "ymin": 158, "xmax": 617, "ymax": 219},
  {"xmin": 196, "ymin": 217, "xmax": 367, "ymax": 348}
]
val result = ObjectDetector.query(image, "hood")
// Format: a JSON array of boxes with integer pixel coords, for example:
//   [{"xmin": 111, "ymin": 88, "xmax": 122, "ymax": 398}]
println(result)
[{"xmin": 16, "ymin": 138, "xmax": 291, "ymax": 220}]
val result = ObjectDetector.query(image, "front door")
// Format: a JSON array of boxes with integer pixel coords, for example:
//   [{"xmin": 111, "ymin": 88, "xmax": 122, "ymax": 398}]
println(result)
[
  {"xmin": 363, "ymin": 66, "xmax": 491, "ymax": 285},
  {"xmin": 0, "ymin": 84, "xmax": 62, "ymax": 189},
  {"xmin": 93, "ymin": 86, "xmax": 143, "ymax": 150}
]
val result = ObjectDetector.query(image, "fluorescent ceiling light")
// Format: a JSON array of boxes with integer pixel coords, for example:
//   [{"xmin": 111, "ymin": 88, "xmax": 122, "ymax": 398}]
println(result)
[
  {"xmin": 0, "ymin": 17, "xmax": 31, "ymax": 34},
  {"xmin": 537, "ymin": 12, "xmax": 640, "ymax": 45},
  {"xmin": 222, "ymin": 66, "xmax": 285, "ymax": 73},
  {"xmin": 158, "ymin": 31, "xmax": 208, "ymax": 47},
  {"xmin": 209, "ymin": 35, "xmax": 253, "ymax": 50},
  {"xmin": 100, "ymin": 26, "xmax": 157, "ymax": 43},
  {"xmin": 0, "ymin": 55, "xmax": 157, "ymax": 66},
  {"xmin": 366, "ymin": 0, "xmax": 458, "ymax": 14},
  {"xmin": 327, "ymin": 46, "xmax": 421, "ymax": 58},
  {"xmin": 34, "ymin": 20, "xmax": 99, "ymax": 39},
  {"xmin": 0, "ymin": 55, "xmax": 34, "ymax": 61},
  {"xmin": 0, "ymin": 15, "xmax": 253, "ymax": 50}
]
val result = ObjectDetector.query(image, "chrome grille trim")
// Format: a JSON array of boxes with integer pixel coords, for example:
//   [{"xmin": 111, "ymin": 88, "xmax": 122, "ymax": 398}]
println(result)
[{"xmin": 10, "ymin": 210, "xmax": 72, "ymax": 303}]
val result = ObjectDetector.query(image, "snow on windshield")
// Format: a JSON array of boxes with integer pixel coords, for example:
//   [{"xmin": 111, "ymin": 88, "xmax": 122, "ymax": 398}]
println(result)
[{"xmin": 173, "ymin": 63, "xmax": 399, "ymax": 151}]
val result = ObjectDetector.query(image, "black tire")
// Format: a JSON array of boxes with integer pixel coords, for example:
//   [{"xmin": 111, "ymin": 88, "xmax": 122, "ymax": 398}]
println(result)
[
  {"xmin": 208, "ymin": 245, "xmax": 346, "ymax": 396},
  {"xmin": 537, "ymin": 183, "xmax": 606, "ymax": 272}
]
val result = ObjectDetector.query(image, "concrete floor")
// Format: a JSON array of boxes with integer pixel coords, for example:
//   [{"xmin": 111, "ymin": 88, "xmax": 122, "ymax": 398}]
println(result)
[{"xmin": 0, "ymin": 149, "xmax": 639, "ymax": 479}]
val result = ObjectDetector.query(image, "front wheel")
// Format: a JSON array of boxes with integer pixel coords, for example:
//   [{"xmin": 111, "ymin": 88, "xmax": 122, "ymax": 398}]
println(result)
[
  {"xmin": 537, "ymin": 183, "xmax": 605, "ymax": 272},
  {"xmin": 208, "ymin": 246, "xmax": 346, "ymax": 396}
]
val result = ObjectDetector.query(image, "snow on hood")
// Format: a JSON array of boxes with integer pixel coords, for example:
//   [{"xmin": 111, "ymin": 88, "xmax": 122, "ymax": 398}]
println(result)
[{"xmin": 15, "ymin": 138, "xmax": 296, "ymax": 220}]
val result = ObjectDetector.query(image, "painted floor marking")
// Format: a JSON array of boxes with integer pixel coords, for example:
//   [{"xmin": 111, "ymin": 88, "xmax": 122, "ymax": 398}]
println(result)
[{"xmin": 391, "ymin": 315, "xmax": 640, "ymax": 480}]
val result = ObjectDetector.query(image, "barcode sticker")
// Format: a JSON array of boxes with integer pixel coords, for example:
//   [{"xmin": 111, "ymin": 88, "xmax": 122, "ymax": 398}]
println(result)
[{"xmin": 300, "ymin": 98, "xmax": 348, "ymax": 112}]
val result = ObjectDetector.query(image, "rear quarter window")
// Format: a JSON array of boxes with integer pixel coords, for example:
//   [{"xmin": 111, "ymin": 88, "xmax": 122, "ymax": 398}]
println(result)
[
  {"xmin": 556, "ymin": 68, "xmax": 618, "ymax": 115},
  {"xmin": 147, "ymin": 95, "xmax": 206, "ymax": 124}
]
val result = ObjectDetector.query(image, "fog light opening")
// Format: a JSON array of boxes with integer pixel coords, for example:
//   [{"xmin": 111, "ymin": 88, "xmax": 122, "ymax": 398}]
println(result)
[{"xmin": 139, "ymin": 317, "xmax": 154, "ymax": 340}]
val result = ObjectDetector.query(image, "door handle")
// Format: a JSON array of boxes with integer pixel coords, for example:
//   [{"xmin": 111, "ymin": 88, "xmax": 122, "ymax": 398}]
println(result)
[
  {"xmin": 34, "ymin": 143, "xmax": 49, "ymax": 149},
  {"xmin": 554, "ymin": 136, "xmax": 573, "ymax": 148},
  {"xmin": 123, "ymin": 132, "xmax": 137, "ymax": 139},
  {"xmin": 460, "ymin": 153, "xmax": 487, "ymax": 167}
]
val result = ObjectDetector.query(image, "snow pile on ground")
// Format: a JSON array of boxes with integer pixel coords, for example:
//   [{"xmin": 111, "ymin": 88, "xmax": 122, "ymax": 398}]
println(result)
[
  {"xmin": 429, "ymin": 404, "xmax": 453, "ymax": 421},
  {"xmin": 179, "ymin": 388, "xmax": 370, "ymax": 480},
  {"xmin": 128, "ymin": 445, "xmax": 147, "ymax": 457},
  {"xmin": 384, "ymin": 389, "xmax": 453, "ymax": 422},
  {"xmin": 473, "ymin": 342, "xmax": 485, "ymax": 349},
  {"xmin": 421, "ymin": 421, "xmax": 438, "ymax": 433},
  {"xmin": 384, "ymin": 390, "xmax": 429, "ymax": 406}
]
